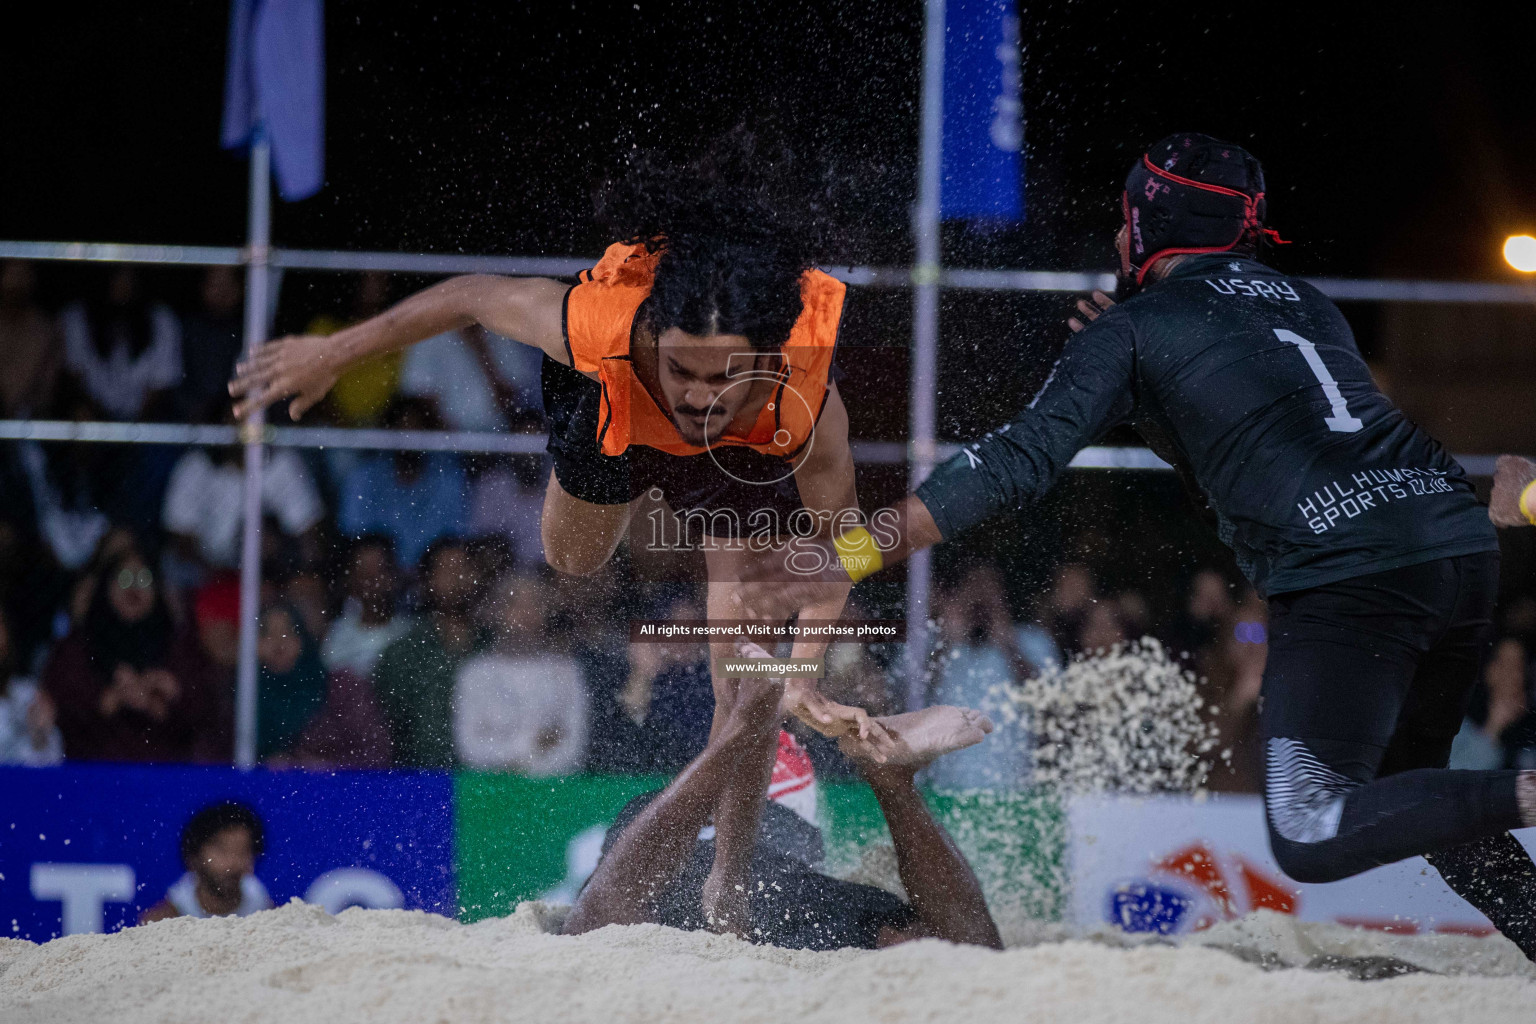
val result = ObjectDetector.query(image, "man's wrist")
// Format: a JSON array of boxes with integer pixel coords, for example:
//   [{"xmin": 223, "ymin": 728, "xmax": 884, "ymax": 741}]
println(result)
[
  {"xmin": 832, "ymin": 526, "xmax": 883, "ymax": 582},
  {"xmin": 327, "ymin": 325, "xmax": 370, "ymax": 370},
  {"xmin": 861, "ymin": 761, "xmax": 919, "ymax": 794}
]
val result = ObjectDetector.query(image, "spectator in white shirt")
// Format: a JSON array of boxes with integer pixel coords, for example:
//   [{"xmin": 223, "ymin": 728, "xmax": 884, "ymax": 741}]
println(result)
[
  {"xmin": 466, "ymin": 457, "xmax": 547, "ymax": 569},
  {"xmin": 925, "ymin": 563, "xmax": 1039, "ymax": 791},
  {"xmin": 59, "ymin": 267, "xmax": 182, "ymax": 421},
  {"xmin": 399, "ymin": 323, "xmax": 543, "ymax": 432},
  {"xmin": 139, "ymin": 803, "xmax": 272, "ymax": 924},
  {"xmin": 454, "ymin": 569, "xmax": 588, "ymax": 775},
  {"xmin": 15, "ymin": 379, "xmax": 120, "ymax": 572},
  {"xmin": 322, "ymin": 535, "xmax": 412, "ymax": 679},
  {"xmin": 162, "ymin": 443, "xmax": 325, "ymax": 570},
  {"xmin": 0, "ymin": 606, "xmax": 62, "ymax": 766},
  {"xmin": 399, "ymin": 325, "xmax": 545, "ymax": 564}
]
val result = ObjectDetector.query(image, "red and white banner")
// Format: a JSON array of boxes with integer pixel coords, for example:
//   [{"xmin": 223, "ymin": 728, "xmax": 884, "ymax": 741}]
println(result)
[
  {"xmin": 1068, "ymin": 794, "xmax": 1536, "ymax": 937},
  {"xmin": 770, "ymin": 730, "xmax": 819, "ymax": 826}
]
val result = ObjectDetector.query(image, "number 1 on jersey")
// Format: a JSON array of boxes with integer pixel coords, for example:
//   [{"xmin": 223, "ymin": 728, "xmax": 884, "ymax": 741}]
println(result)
[{"xmin": 1274, "ymin": 329, "xmax": 1363, "ymax": 433}]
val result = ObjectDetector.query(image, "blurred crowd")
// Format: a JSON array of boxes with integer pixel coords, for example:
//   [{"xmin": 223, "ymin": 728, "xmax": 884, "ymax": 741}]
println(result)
[{"xmin": 3, "ymin": 258, "xmax": 1534, "ymax": 788}]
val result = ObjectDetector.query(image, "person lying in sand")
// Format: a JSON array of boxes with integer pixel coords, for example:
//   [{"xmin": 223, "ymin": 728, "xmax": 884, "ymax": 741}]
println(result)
[{"xmin": 563, "ymin": 646, "xmax": 1002, "ymax": 950}]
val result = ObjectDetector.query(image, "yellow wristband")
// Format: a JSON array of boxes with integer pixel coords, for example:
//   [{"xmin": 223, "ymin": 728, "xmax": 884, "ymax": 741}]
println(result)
[
  {"xmin": 1521, "ymin": 479, "xmax": 1536, "ymax": 527},
  {"xmin": 832, "ymin": 526, "xmax": 884, "ymax": 582}
]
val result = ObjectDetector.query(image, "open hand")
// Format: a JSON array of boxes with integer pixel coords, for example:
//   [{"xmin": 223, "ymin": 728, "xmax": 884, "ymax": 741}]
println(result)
[
  {"xmin": 105, "ymin": 666, "xmax": 153, "ymax": 718},
  {"xmin": 782, "ymin": 677, "xmax": 896, "ymax": 763},
  {"xmin": 229, "ymin": 334, "xmax": 342, "ymax": 421},
  {"xmin": 141, "ymin": 668, "xmax": 180, "ymax": 711},
  {"xmin": 1067, "ymin": 290, "xmax": 1115, "ymax": 333},
  {"xmin": 1489, "ymin": 454, "xmax": 1536, "ymax": 527}
]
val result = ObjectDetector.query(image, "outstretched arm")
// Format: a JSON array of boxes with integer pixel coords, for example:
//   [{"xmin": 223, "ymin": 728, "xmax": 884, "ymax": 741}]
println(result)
[
  {"xmin": 864, "ymin": 762, "xmax": 1002, "ymax": 949},
  {"xmin": 734, "ymin": 295, "xmax": 1133, "ymax": 621},
  {"xmin": 563, "ymin": 674, "xmax": 785, "ymax": 935},
  {"xmin": 230, "ymin": 274, "xmax": 571, "ymax": 420},
  {"xmin": 902, "ymin": 293, "xmax": 1134, "ymax": 549}
]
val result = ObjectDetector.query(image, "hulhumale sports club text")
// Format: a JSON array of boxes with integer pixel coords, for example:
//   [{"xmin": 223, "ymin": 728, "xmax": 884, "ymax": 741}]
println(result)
[{"xmin": 1298, "ymin": 468, "xmax": 1457, "ymax": 535}]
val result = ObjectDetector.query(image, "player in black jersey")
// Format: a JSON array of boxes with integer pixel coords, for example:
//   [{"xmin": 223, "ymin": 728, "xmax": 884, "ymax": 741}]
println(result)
[{"xmin": 737, "ymin": 133, "xmax": 1536, "ymax": 958}]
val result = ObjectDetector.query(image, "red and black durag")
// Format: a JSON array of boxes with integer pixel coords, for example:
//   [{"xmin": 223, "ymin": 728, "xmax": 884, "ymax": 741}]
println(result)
[{"xmin": 1121, "ymin": 132, "xmax": 1288, "ymax": 287}]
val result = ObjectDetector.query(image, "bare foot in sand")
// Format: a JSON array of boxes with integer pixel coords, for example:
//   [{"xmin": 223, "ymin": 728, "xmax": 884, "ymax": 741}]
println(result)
[{"xmin": 838, "ymin": 706, "xmax": 993, "ymax": 768}]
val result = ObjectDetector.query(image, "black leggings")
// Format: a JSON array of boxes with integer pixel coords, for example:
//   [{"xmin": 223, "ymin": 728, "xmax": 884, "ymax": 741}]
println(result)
[{"xmin": 1260, "ymin": 551, "xmax": 1536, "ymax": 957}]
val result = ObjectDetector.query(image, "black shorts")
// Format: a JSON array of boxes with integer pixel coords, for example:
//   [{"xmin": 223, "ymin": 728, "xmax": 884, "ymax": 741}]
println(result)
[
  {"xmin": 541, "ymin": 355, "xmax": 809, "ymax": 536},
  {"xmin": 542, "ymin": 355, "xmax": 632, "ymax": 506},
  {"xmin": 1259, "ymin": 550, "xmax": 1500, "ymax": 761},
  {"xmin": 1258, "ymin": 550, "xmax": 1525, "ymax": 883}
]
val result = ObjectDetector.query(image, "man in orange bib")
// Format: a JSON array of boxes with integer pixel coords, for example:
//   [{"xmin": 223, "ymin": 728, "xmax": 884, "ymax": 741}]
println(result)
[{"xmin": 231, "ymin": 135, "xmax": 990, "ymax": 932}]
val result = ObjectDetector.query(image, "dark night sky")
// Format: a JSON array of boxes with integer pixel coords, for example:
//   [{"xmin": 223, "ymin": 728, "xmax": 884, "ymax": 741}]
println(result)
[{"xmin": 2, "ymin": 0, "xmax": 1534, "ymax": 279}]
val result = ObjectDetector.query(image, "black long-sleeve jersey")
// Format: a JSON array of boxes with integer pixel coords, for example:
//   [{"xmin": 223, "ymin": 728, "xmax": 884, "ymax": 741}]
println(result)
[{"xmin": 916, "ymin": 253, "xmax": 1498, "ymax": 597}]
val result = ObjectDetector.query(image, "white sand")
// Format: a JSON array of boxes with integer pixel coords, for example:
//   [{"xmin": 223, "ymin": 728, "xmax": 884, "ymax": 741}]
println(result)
[
  {"xmin": 1000, "ymin": 637, "xmax": 1220, "ymax": 795},
  {"xmin": 3, "ymin": 901, "xmax": 1533, "ymax": 1024}
]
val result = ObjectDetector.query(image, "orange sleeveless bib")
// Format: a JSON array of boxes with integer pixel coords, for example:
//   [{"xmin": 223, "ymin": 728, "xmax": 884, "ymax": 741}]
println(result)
[{"xmin": 563, "ymin": 242, "xmax": 844, "ymax": 459}]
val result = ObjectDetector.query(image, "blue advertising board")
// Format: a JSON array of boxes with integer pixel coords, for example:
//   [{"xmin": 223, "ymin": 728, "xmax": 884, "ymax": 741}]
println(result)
[
  {"xmin": 0, "ymin": 764, "xmax": 454, "ymax": 941},
  {"xmin": 941, "ymin": 0, "xmax": 1024, "ymax": 221}
]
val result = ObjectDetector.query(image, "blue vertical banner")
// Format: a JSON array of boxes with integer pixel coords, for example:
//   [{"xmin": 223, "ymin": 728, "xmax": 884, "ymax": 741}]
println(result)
[
  {"xmin": 222, "ymin": 0, "xmax": 326, "ymax": 200},
  {"xmin": 941, "ymin": 0, "xmax": 1024, "ymax": 222}
]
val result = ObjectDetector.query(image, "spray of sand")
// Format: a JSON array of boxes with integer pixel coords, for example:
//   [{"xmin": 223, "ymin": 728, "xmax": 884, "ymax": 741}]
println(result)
[{"xmin": 994, "ymin": 636, "xmax": 1220, "ymax": 796}]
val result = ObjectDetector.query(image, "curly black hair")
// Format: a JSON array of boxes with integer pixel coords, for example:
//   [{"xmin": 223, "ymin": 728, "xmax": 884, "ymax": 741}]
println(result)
[
  {"xmin": 592, "ymin": 127, "xmax": 833, "ymax": 352},
  {"xmin": 180, "ymin": 801, "xmax": 266, "ymax": 865}
]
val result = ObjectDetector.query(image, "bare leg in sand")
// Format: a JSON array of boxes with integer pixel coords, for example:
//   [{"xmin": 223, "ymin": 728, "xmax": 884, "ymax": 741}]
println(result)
[
  {"xmin": 586, "ymin": 644, "xmax": 983, "ymax": 939},
  {"xmin": 563, "ymin": 673, "xmax": 785, "ymax": 935},
  {"xmin": 565, "ymin": 665, "xmax": 1001, "ymax": 950}
]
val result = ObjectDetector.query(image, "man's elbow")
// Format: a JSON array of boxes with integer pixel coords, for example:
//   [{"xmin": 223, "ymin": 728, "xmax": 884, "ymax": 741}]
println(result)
[
  {"xmin": 446, "ymin": 274, "xmax": 518, "ymax": 325},
  {"xmin": 541, "ymin": 541, "xmax": 610, "ymax": 577}
]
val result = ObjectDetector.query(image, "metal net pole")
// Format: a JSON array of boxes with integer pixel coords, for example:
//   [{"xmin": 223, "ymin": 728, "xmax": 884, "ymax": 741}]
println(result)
[
  {"xmin": 234, "ymin": 128, "xmax": 271, "ymax": 769},
  {"xmin": 905, "ymin": 0, "xmax": 945, "ymax": 712}
]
